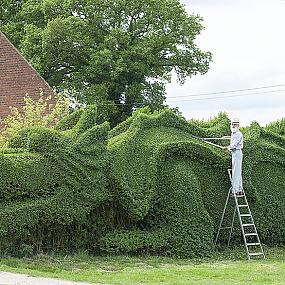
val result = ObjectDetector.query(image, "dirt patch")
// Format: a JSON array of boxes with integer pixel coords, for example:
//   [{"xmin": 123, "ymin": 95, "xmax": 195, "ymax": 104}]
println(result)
[{"xmin": 0, "ymin": 272, "xmax": 98, "ymax": 285}]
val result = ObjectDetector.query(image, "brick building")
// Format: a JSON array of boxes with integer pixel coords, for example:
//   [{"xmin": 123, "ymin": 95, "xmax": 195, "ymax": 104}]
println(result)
[{"xmin": 0, "ymin": 31, "xmax": 54, "ymax": 119}]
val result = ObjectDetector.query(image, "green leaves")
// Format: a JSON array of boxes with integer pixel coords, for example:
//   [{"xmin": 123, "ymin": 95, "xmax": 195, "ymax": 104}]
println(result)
[
  {"xmin": 0, "ymin": 93, "xmax": 70, "ymax": 147},
  {"xmin": 1, "ymin": 0, "xmax": 212, "ymax": 125},
  {"xmin": 0, "ymin": 106, "xmax": 283, "ymax": 257},
  {"xmin": 104, "ymin": 108, "xmax": 285, "ymax": 257},
  {"xmin": 0, "ymin": 106, "xmax": 110, "ymax": 255}
]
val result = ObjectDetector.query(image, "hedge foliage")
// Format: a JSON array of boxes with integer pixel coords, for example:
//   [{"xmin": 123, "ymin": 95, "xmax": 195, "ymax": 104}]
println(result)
[
  {"xmin": 0, "ymin": 105, "xmax": 111, "ymax": 254},
  {"xmin": 105, "ymin": 108, "xmax": 285, "ymax": 256},
  {"xmin": 0, "ymin": 106, "xmax": 284, "ymax": 257}
]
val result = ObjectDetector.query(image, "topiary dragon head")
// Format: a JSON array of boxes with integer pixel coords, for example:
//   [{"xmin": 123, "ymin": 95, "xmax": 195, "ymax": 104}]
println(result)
[{"xmin": 0, "ymin": 105, "xmax": 111, "ymax": 253}]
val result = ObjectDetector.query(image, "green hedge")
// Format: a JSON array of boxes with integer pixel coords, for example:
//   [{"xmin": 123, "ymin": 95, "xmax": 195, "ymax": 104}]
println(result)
[
  {"xmin": 103, "ymin": 109, "xmax": 285, "ymax": 257},
  {"xmin": 0, "ymin": 106, "xmax": 111, "ymax": 254},
  {"xmin": 0, "ymin": 106, "xmax": 284, "ymax": 257}
]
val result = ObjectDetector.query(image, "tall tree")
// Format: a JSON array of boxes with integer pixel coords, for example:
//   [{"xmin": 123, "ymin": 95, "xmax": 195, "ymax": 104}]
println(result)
[{"xmin": 1, "ymin": 0, "xmax": 212, "ymax": 125}]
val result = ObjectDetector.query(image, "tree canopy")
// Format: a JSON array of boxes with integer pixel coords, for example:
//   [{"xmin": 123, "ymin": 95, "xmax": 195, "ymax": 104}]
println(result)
[{"xmin": 1, "ymin": 0, "xmax": 212, "ymax": 125}]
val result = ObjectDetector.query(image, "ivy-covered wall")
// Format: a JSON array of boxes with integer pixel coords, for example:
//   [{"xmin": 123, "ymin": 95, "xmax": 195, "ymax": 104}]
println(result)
[{"xmin": 0, "ymin": 106, "xmax": 284, "ymax": 257}]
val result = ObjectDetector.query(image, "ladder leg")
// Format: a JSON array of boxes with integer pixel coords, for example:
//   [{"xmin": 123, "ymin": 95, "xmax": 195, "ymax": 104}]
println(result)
[
  {"xmin": 214, "ymin": 186, "xmax": 231, "ymax": 246},
  {"xmin": 227, "ymin": 206, "xmax": 236, "ymax": 246}
]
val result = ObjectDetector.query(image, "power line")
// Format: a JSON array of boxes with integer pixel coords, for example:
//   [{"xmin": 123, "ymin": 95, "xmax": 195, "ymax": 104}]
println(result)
[
  {"xmin": 166, "ymin": 83, "xmax": 285, "ymax": 99},
  {"xmin": 167, "ymin": 89, "xmax": 285, "ymax": 103},
  {"xmin": 93, "ymin": 84, "xmax": 285, "ymax": 106}
]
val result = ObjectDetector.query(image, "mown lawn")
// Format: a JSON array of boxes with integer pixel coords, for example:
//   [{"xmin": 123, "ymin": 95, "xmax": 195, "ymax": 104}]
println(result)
[{"xmin": 0, "ymin": 247, "xmax": 284, "ymax": 285}]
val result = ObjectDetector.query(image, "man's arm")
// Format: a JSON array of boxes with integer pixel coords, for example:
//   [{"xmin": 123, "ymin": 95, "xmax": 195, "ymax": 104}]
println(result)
[{"xmin": 228, "ymin": 132, "xmax": 242, "ymax": 151}]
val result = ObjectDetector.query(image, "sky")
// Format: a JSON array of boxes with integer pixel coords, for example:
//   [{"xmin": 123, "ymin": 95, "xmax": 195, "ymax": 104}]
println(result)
[{"xmin": 165, "ymin": 0, "xmax": 285, "ymax": 126}]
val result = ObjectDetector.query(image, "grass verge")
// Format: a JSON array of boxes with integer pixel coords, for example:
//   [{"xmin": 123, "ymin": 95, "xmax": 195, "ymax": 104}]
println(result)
[{"xmin": 0, "ymin": 247, "xmax": 284, "ymax": 285}]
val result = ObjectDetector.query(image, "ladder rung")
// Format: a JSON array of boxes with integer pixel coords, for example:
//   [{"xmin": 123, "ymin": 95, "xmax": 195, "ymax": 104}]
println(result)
[
  {"xmin": 242, "ymin": 223, "xmax": 254, "ymax": 227},
  {"xmin": 238, "ymin": 205, "xmax": 248, "ymax": 207},
  {"xmin": 220, "ymin": 226, "xmax": 232, "ymax": 229},
  {"xmin": 245, "ymin": 233, "xmax": 258, "ymax": 236},
  {"xmin": 240, "ymin": 214, "xmax": 251, "ymax": 217},
  {"xmin": 247, "ymin": 243, "xmax": 260, "ymax": 246},
  {"xmin": 249, "ymin": 252, "xmax": 264, "ymax": 256}
]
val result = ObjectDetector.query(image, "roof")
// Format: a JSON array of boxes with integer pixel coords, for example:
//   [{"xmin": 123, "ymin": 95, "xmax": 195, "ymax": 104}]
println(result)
[{"xmin": 0, "ymin": 31, "xmax": 54, "ymax": 118}]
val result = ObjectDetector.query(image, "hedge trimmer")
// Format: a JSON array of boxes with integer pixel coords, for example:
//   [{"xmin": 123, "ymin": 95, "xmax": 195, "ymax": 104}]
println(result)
[{"xmin": 191, "ymin": 135, "xmax": 231, "ymax": 149}]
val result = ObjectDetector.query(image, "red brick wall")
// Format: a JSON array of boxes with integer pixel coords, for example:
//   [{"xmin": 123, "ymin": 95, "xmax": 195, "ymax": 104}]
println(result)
[{"xmin": 0, "ymin": 31, "xmax": 55, "ymax": 119}]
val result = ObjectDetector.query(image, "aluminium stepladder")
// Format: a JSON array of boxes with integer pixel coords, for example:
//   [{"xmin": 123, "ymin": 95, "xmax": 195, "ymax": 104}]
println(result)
[{"xmin": 214, "ymin": 169, "xmax": 265, "ymax": 260}]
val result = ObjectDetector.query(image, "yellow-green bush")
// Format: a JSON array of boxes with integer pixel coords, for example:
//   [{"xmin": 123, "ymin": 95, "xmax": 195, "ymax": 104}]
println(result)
[{"xmin": 0, "ymin": 92, "xmax": 70, "ymax": 147}]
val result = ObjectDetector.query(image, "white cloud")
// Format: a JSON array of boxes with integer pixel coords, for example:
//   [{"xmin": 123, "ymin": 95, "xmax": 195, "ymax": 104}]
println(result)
[{"xmin": 166, "ymin": 0, "xmax": 285, "ymax": 126}]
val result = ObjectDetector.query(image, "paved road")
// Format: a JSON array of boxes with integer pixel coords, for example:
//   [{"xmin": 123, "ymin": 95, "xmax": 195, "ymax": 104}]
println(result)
[{"xmin": 0, "ymin": 272, "xmax": 96, "ymax": 285}]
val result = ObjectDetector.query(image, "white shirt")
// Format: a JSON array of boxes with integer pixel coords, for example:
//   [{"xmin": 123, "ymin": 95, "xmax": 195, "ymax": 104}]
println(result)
[{"xmin": 230, "ymin": 130, "xmax": 243, "ymax": 150}]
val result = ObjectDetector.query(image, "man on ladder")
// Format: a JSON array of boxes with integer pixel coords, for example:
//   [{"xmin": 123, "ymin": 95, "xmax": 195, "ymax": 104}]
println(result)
[
  {"xmin": 211, "ymin": 118, "xmax": 265, "ymax": 259},
  {"xmin": 227, "ymin": 118, "xmax": 244, "ymax": 196}
]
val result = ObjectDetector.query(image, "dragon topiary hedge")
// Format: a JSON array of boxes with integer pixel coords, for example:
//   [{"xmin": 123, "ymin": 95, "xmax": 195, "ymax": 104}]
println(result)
[{"xmin": 0, "ymin": 106, "xmax": 284, "ymax": 257}]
